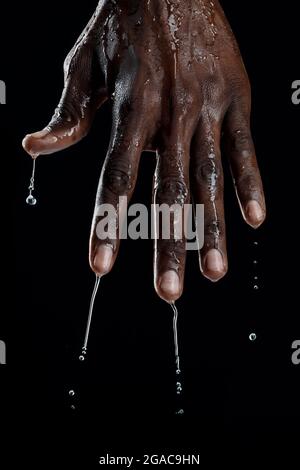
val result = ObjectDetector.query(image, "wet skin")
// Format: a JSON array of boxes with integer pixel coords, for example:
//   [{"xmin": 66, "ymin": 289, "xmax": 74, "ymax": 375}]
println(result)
[{"xmin": 22, "ymin": 0, "xmax": 266, "ymax": 302}]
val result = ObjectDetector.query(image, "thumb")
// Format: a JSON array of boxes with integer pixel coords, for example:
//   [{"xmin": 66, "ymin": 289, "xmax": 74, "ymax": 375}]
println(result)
[{"xmin": 22, "ymin": 42, "xmax": 107, "ymax": 158}]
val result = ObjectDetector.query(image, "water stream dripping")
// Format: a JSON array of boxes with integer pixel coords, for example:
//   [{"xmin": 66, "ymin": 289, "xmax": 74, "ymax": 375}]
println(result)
[
  {"xmin": 26, "ymin": 159, "xmax": 37, "ymax": 205},
  {"xmin": 79, "ymin": 275, "xmax": 101, "ymax": 361},
  {"xmin": 170, "ymin": 302, "xmax": 184, "ymax": 415}
]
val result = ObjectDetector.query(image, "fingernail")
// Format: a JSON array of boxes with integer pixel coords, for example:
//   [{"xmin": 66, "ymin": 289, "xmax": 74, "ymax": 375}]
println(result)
[
  {"xmin": 204, "ymin": 249, "xmax": 225, "ymax": 280},
  {"xmin": 159, "ymin": 270, "xmax": 180, "ymax": 297},
  {"xmin": 246, "ymin": 200, "xmax": 264, "ymax": 226},
  {"xmin": 93, "ymin": 245, "xmax": 113, "ymax": 274}
]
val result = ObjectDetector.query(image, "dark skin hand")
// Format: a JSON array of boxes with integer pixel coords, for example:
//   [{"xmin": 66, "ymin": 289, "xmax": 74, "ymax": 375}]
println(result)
[{"xmin": 22, "ymin": 0, "xmax": 266, "ymax": 302}]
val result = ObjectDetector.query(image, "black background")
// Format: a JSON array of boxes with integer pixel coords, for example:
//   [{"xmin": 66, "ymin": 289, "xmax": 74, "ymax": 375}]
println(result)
[{"xmin": 1, "ymin": 0, "xmax": 300, "ymax": 465}]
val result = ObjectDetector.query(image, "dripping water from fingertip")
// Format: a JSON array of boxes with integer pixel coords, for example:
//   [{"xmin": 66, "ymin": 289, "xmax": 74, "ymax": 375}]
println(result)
[
  {"xmin": 79, "ymin": 274, "xmax": 101, "ymax": 362},
  {"xmin": 66, "ymin": 275, "xmax": 101, "ymax": 410},
  {"xmin": 170, "ymin": 301, "xmax": 184, "ymax": 415},
  {"xmin": 26, "ymin": 158, "xmax": 37, "ymax": 205}
]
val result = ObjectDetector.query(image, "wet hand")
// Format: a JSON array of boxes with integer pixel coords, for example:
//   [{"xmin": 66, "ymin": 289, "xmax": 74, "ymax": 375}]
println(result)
[{"xmin": 22, "ymin": 0, "xmax": 266, "ymax": 302}]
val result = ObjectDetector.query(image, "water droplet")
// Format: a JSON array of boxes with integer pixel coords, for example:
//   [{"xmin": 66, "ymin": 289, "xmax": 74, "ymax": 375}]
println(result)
[
  {"xmin": 79, "ymin": 355, "xmax": 85, "ymax": 362},
  {"xmin": 69, "ymin": 390, "xmax": 75, "ymax": 397},
  {"xmin": 175, "ymin": 409, "xmax": 184, "ymax": 415},
  {"xmin": 254, "ymin": 276, "xmax": 258, "ymax": 281},
  {"xmin": 254, "ymin": 241, "xmax": 258, "ymax": 246},
  {"xmin": 176, "ymin": 369, "xmax": 181, "ymax": 375},
  {"xmin": 70, "ymin": 405, "xmax": 76, "ymax": 410},
  {"xmin": 176, "ymin": 381, "xmax": 182, "ymax": 394},
  {"xmin": 249, "ymin": 333, "xmax": 257, "ymax": 342},
  {"xmin": 26, "ymin": 194, "xmax": 37, "ymax": 206},
  {"xmin": 253, "ymin": 260, "xmax": 258, "ymax": 265},
  {"xmin": 253, "ymin": 285, "xmax": 259, "ymax": 290}
]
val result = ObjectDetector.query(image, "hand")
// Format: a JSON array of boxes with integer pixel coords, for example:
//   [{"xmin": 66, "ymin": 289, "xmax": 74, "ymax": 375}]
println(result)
[{"xmin": 22, "ymin": 0, "xmax": 266, "ymax": 302}]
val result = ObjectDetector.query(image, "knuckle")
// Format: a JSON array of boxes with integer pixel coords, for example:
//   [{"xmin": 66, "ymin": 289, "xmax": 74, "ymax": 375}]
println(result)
[
  {"xmin": 103, "ymin": 162, "xmax": 133, "ymax": 196},
  {"xmin": 230, "ymin": 128, "xmax": 253, "ymax": 154},
  {"xmin": 234, "ymin": 128, "xmax": 251, "ymax": 143},
  {"xmin": 48, "ymin": 100, "xmax": 75, "ymax": 128},
  {"xmin": 156, "ymin": 177, "xmax": 188, "ymax": 206},
  {"xmin": 50, "ymin": 86, "xmax": 90, "ymax": 127},
  {"xmin": 194, "ymin": 159, "xmax": 223, "ymax": 187}
]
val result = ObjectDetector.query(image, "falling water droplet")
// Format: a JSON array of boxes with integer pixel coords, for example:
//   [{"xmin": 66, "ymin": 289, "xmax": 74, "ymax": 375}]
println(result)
[
  {"xmin": 70, "ymin": 405, "xmax": 76, "ymax": 410},
  {"xmin": 249, "ymin": 333, "xmax": 257, "ymax": 342},
  {"xmin": 79, "ymin": 355, "xmax": 85, "ymax": 362},
  {"xmin": 253, "ymin": 260, "xmax": 258, "ymax": 265},
  {"xmin": 253, "ymin": 285, "xmax": 259, "ymax": 290},
  {"xmin": 175, "ymin": 409, "xmax": 184, "ymax": 416},
  {"xmin": 254, "ymin": 241, "xmax": 258, "ymax": 246},
  {"xmin": 176, "ymin": 381, "xmax": 183, "ymax": 395},
  {"xmin": 26, "ymin": 194, "xmax": 37, "ymax": 206},
  {"xmin": 68, "ymin": 390, "xmax": 75, "ymax": 397}
]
